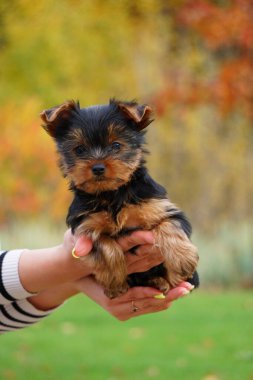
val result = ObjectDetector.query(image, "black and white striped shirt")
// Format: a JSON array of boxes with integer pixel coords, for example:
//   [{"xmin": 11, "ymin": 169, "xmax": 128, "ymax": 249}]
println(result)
[{"xmin": 0, "ymin": 249, "xmax": 55, "ymax": 334}]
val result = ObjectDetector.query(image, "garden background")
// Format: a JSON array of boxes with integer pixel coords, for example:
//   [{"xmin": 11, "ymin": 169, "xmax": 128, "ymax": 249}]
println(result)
[{"xmin": 0, "ymin": 1, "xmax": 252, "ymax": 379}]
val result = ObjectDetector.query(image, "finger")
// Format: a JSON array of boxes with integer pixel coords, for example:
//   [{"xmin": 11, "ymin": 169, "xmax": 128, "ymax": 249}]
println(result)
[
  {"xmin": 127, "ymin": 258, "xmax": 161, "ymax": 274},
  {"xmin": 135, "ymin": 244, "xmax": 163, "ymax": 261},
  {"xmin": 112, "ymin": 286, "xmax": 164, "ymax": 303},
  {"xmin": 124, "ymin": 251, "xmax": 142, "ymax": 266},
  {"xmin": 166, "ymin": 286, "xmax": 191, "ymax": 302},
  {"xmin": 117, "ymin": 231, "xmax": 154, "ymax": 252},
  {"xmin": 126, "ymin": 246, "xmax": 164, "ymax": 274},
  {"xmin": 74, "ymin": 236, "xmax": 93, "ymax": 257},
  {"xmin": 125, "ymin": 251, "xmax": 153, "ymax": 273},
  {"xmin": 177, "ymin": 281, "xmax": 195, "ymax": 291},
  {"xmin": 117, "ymin": 297, "xmax": 172, "ymax": 321},
  {"xmin": 120, "ymin": 284, "xmax": 193, "ymax": 320}
]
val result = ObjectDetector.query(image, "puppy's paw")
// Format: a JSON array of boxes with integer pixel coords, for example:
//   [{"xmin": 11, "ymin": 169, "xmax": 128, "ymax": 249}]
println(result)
[
  {"xmin": 104, "ymin": 282, "xmax": 129, "ymax": 299},
  {"xmin": 146, "ymin": 277, "xmax": 170, "ymax": 294},
  {"xmin": 154, "ymin": 220, "xmax": 199, "ymax": 288}
]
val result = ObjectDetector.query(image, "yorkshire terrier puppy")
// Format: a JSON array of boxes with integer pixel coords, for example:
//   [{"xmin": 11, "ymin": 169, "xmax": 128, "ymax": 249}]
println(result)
[{"xmin": 41, "ymin": 99, "xmax": 199, "ymax": 298}]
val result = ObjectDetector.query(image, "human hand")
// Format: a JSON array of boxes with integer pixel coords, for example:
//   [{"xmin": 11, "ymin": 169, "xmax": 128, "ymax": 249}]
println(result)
[
  {"xmin": 72, "ymin": 229, "xmax": 165, "ymax": 278},
  {"xmin": 27, "ymin": 230, "xmax": 192, "ymax": 312},
  {"xmin": 75, "ymin": 230, "xmax": 193, "ymax": 321},
  {"xmin": 76, "ymin": 277, "xmax": 193, "ymax": 321},
  {"xmin": 55, "ymin": 229, "xmax": 160, "ymax": 286},
  {"xmin": 117, "ymin": 230, "xmax": 163, "ymax": 274},
  {"xmin": 72, "ymin": 230, "xmax": 162, "ymax": 276},
  {"xmin": 24, "ymin": 228, "xmax": 170, "ymax": 311}
]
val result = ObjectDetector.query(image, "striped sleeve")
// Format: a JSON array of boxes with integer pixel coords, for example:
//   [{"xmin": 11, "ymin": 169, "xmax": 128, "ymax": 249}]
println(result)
[
  {"xmin": 0, "ymin": 250, "xmax": 57, "ymax": 334},
  {"xmin": 0, "ymin": 298, "xmax": 56, "ymax": 334},
  {"xmin": 0, "ymin": 250, "xmax": 33, "ymax": 304}
]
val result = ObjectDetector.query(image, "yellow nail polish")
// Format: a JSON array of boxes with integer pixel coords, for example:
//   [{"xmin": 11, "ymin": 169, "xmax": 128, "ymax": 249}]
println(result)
[
  {"xmin": 154, "ymin": 293, "xmax": 166, "ymax": 299},
  {"xmin": 71, "ymin": 247, "xmax": 80, "ymax": 259}
]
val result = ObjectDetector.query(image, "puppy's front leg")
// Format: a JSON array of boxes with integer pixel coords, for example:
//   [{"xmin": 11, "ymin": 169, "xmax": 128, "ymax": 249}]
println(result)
[
  {"xmin": 153, "ymin": 220, "xmax": 198, "ymax": 288},
  {"xmin": 93, "ymin": 235, "xmax": 129, "ymax": 299}
]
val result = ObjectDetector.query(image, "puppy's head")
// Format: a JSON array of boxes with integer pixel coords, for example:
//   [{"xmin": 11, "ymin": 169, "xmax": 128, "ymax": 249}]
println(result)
[{"xmin": 40, "ymin": 99, "xmax": 153, "ymax": 194}]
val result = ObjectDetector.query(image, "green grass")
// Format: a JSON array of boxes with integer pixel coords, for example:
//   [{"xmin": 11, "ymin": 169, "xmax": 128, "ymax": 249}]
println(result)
[{"xmin": 1, "ymin": 291, "xmax": 253, "ymax": 380}]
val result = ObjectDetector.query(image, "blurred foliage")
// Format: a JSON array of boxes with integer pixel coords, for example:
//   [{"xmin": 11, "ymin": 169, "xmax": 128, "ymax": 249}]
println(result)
[{"xmin": 0, "ymin": 0, "xmax": 252, "ymax": 232}]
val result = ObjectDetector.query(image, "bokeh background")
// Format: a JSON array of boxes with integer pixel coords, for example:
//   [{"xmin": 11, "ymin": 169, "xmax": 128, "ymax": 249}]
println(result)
[{"xmin": 0, "ymin": 1, "xmax": 253, "ymax": 379}]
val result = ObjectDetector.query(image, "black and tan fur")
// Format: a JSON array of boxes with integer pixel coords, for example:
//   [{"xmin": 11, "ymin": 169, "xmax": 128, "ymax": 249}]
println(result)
[{"xmin": 41, "ymin": 99, "xmax": 199, "ymax": 298}]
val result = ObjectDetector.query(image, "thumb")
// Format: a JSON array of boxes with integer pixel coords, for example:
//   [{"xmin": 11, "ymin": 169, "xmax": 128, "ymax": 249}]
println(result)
[{"xmin": 74, "ymin": 236, "xmax": 93, "ymax": 257}]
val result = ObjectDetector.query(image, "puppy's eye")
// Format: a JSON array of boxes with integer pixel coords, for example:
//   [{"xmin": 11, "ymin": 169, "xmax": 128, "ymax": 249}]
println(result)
[
  {"xmin": 74, "ymin": 145, "xmax": 86, "ymax": 156},
  {"xmin": 111, "ymin": 142, "xmax": 121, "ymax": 151}
]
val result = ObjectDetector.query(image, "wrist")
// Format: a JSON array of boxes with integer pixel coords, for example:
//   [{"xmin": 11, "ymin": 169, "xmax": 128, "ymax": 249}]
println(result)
[{"xmin": 28, "ymin": 281, "xmax": 80, "ymax": 311}]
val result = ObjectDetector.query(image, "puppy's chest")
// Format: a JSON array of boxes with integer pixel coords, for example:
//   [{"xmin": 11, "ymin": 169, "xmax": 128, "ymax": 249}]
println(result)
[{"xmin": 76, "ymin": 198, "xmax": 170, "ymax": 239}]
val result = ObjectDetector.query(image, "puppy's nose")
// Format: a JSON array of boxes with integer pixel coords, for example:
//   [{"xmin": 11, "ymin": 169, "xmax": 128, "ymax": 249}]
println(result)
[{"xmin": 92, "ymin": 163, "xmax": 105, "ymax": 176}]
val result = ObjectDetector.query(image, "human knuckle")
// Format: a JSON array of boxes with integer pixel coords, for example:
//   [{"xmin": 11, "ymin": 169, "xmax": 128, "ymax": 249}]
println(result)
[{"xmin": 137, "ymin": 248, "xmax": 147, "ymax": 257}]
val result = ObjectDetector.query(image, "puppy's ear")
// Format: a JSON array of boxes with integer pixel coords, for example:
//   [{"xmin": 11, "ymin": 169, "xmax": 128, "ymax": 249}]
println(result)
[
  {"xmin": 115, "ymin": 100, "xmax": 154, "ymax": 130},
  {"xmin": 40, "ymin": 100, "xmax": 79, "ymax": 138}
]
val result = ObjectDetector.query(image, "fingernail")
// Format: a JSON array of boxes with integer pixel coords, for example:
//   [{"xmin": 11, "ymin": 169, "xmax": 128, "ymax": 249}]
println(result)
[
  {"xmin": 189, "ymin": 285, "xmax": 195, "ymax": 291},
  {"xmin": 154, "ymin": 293, "xmax": 166, "ymax": 299},
  {"xmin": 71, "ymin": 247, "xmax": 80, "ymax": 259},
  {"xmin": 75, "ymin": 236, "xmax": 93, "ymax": 257},
  {"xmin": 181, "ymin": 289, "xmax": 190, "ymax": 297}
]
